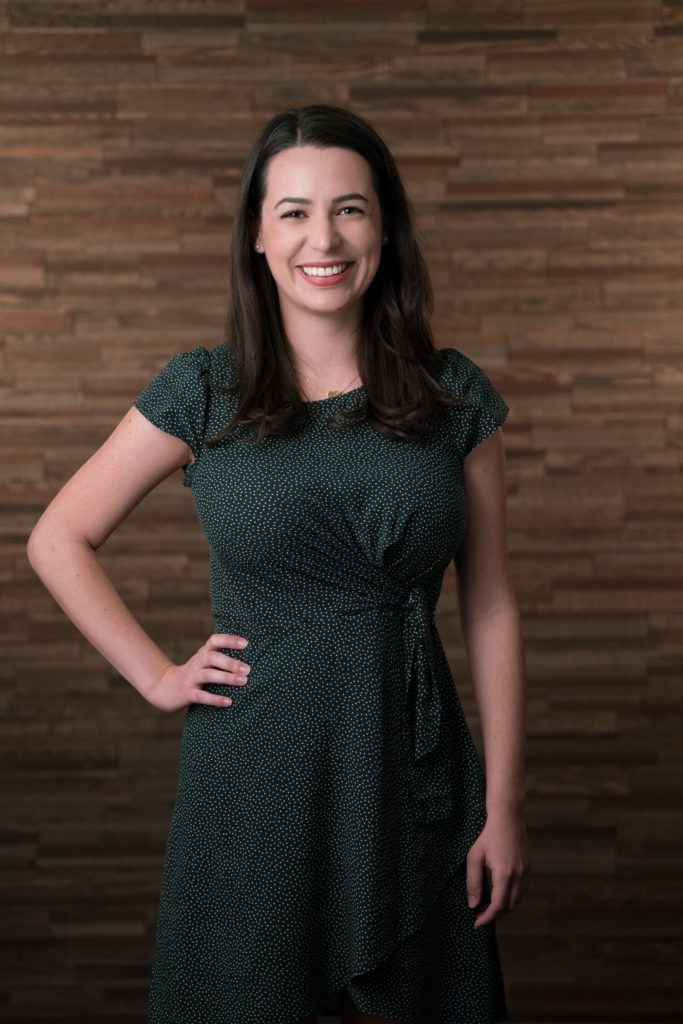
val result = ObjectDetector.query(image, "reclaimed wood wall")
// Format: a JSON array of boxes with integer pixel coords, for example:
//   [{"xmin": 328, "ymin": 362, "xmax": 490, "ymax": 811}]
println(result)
[{"xmin": 4, "ymin": 1, "xmax": 682, "ymax": 1021}]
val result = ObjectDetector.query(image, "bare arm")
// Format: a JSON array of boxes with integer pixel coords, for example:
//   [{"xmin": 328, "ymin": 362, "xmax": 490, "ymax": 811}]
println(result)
[
  {"xmin": 454, "ymin": 426, "xmax": 530, "ymax": 928},
  {"xmin": 454, "ymin": 428, "xmax": 527, "ymax": 815},
  {"xmin": 26, "ymin": 405, "xmax": 248, "ymax": 706},
  {"xmin": 28, "ymin": 526, "xmax": 176, "ymax": 700}
]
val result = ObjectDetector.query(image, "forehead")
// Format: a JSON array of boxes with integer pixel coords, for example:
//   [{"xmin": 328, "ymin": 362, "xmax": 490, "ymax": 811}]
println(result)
[{"xmin": 264, "ymin": 145, "xmax": 373, "ymax": 195}]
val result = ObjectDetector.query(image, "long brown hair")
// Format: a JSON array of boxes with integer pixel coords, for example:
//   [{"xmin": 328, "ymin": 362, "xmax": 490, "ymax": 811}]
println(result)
[{"xmin": 204, "ymin": 104, "xmax": 464, "ymax": 449}]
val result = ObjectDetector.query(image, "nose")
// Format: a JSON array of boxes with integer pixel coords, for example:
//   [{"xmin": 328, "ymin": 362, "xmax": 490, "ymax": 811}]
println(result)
[{"xmin": 306, "ymin": 214, "xmax": 342, "ymax": 251}]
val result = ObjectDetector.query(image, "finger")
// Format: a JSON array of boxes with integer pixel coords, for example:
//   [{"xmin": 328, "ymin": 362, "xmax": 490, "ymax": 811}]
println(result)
[
  {"xmin": 203, "ymin": 667, "xmax": 251, "ymax": 687},
  {"xmin": 208, "ymin": 632, "xmax": 249, "ymax": 649},
  {"xmin": 473, "ymin": 897, "xmax": 505, "ymax": 928},
  {"xmin": 210, "ymin": 651, "xmax": 252, "ymax": 677},
  {"xmin": 516, "ymin": 868, "xmax": 531, "ymax": 905},
  {"xmin": 193, "ymin": 687, "xmax": 233, "ymax": 707},
  {"xmin": 507, "ymin": 877, "xmax": 523, "ymax": 911},
  {"xmin": 474, "ymin": 875, "xmax": 511, "ymax": 928},
  {"xmin": 507, "ymin": 864, "xmax": 530, "ymax": 910},
  {"xmin": 465, "ymin": 852, "xmax": 484, "ymax": 908}
]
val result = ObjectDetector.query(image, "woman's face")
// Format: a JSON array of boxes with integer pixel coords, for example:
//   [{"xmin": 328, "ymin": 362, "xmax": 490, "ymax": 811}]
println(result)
[{"xmin": 253, "ymin": 144, "xmax": 386, "ymax": 319}]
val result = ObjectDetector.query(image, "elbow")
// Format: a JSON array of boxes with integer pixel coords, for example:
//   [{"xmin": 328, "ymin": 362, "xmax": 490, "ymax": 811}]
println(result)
[
  {"xmin": 26, "ymin": 529, "xmax": 47, "ymax": 569},
  {"xmin": 26, "ymin": 521, "xmax": 61, "ymax": 567},
  {"xmin": 27, "ymin": 523, "xmax": 94, "ymax": 565},
  {"xmin": 27, "ymin": 508, "xmax": 52, "ymax": 564},
  {"xmin": 26, "ymin": 528, "xmax": 39, "ymax": 559}
]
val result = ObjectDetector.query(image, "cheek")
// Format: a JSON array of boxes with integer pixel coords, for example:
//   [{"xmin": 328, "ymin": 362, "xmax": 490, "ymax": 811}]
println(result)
[
  {"xmin": 265, "ymin": 248, "xmax": 296, "ymax": 280},
  {"xmin": 263, "ymin": 229, "xmax": 295, "ymax": 256}
]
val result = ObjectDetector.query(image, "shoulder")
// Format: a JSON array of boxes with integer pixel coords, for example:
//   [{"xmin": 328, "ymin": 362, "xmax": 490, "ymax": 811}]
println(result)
[
  {"xmin": 436, "ymin": 346, "xmax": 499, "ymax": 399},
  {"xmin": 133, "ymin": 344, "xmax": 227, "ymax": 455},
  {"xmin": 207, "ymin": 341, "xmax": 238, "ymax": 388},
  {"xmin": 158, "ymin": 344, "xmax": 213, "ymax": 390},
  {"xmin": 435, "ymin": 346, "xmax": 510, "ymax": 457},
  {"xmin": 141, "ymin": 342, "xmax": 235, "ymax": 399}
]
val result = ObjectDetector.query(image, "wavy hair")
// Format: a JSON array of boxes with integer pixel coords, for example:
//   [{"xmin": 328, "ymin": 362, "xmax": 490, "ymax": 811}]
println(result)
[{"xmin": 204, "ymin": 103, "xmax": 463, "ymax": 449}]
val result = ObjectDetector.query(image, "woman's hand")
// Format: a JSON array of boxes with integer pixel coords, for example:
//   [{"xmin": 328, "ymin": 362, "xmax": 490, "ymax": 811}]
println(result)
[
  {"xmin": 145, "ymin": 633, "xmax": 251, "ymax": 713},
  {"xmin": 465, "ymin": 805, "xmax": 531, "ymax": 929}
]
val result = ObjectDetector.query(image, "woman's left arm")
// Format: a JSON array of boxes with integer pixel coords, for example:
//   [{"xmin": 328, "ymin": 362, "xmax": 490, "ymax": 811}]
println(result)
[{"xmin": 454, "ymin": 427, "xmax": 531, "ymax": 928}]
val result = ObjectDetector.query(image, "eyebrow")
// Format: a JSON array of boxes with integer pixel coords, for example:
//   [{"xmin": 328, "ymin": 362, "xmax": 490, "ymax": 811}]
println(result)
[{"xmin": 274, "ymin": 192, "xmax": 370, "ymax": 209}]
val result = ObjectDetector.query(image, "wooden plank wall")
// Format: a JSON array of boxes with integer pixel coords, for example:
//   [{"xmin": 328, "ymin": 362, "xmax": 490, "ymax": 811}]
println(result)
[{"xmin": 3, "ymin": 1, "xmax": 682, "ymax": 1022}]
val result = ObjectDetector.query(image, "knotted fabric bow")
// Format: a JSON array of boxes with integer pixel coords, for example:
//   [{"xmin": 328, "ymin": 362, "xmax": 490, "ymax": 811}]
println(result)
[{"xmin": 391, "ymin": 582, "xmax": 456, "ymax": 823}]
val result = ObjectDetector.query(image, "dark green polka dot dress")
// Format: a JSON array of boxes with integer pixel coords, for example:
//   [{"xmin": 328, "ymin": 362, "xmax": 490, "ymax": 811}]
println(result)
[{"xmin": 134, "ymin": 342, "xmax": 510, "ymax": 1024}]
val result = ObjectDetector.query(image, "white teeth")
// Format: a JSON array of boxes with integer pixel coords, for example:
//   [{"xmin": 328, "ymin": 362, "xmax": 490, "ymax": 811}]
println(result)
[{"xmin": 300, "ymin": 263, "xmax": 350, "ymax": 277}]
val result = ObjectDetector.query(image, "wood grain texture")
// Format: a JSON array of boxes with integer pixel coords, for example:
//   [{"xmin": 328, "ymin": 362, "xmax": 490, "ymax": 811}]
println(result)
[{"xmin": 3, "ymin": 1, "xmax": 682, "ymax": 1021}]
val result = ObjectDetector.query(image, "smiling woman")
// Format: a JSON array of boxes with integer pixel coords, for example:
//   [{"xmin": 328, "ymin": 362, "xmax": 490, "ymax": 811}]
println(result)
[
  {"xmin": 31, "ymin": 103, "xmax": 526, "ymax": 1024},
  {"xmin": 135, "ymin": 105, "xmax": 524, "ymax": 1024}
]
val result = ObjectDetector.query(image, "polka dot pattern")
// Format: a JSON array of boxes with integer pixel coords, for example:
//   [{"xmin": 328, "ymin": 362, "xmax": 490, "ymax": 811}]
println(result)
[{"xmin": 134, "ymin": 344, "xmax": 510, "ymax": 1023}]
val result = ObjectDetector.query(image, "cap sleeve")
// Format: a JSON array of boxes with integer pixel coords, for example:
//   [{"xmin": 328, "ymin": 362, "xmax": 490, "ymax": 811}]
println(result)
[
  {"xmin": 439, "ymin": 347, "xmax": 510, "ymax": 458},
  {"xmin": 133, "ymin": 346, "xmax": 211, "ymax": 486}
]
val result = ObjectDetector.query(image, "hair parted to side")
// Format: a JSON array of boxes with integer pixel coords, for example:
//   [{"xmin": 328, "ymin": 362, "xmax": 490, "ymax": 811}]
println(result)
[{"xmin": 203, "ymin": 103, "xmax": 466, "ymax": 449}]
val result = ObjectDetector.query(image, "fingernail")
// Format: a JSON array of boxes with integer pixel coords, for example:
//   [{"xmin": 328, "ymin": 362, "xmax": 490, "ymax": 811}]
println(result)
[
  {"xmin": 468, "ymin": 895, "xmax": 477, "ymax": 906},
  {"xmin": 238, "ymin": 638, "xmax": 248, "ymax": 647}
]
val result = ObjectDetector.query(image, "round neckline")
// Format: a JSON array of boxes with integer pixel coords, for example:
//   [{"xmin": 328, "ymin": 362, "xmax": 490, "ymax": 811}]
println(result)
[
  {"xmin": 214, "ymin": 346, "xmax": 366, "ymax": 409},
  {"xmin": 302, "ymin": 383, "xmax": 365, "ymax": 407}
]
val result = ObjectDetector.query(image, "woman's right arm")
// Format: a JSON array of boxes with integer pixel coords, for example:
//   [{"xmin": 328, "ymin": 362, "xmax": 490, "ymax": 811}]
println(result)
[{"xmin": 26, "ymin": 405, "xmax": 249, "ymax": 709}]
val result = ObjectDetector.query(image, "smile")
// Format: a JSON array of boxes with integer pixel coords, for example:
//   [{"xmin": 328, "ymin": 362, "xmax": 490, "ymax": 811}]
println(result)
[{"xmin": 297, "ymin": 262, "xmax": 355, "ymax": 286}]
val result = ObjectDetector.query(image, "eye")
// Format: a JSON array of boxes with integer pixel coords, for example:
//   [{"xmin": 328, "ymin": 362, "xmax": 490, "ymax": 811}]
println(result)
[{"xmin": 281, "ymin": 206, "xmax": 365, "ymax": 219}]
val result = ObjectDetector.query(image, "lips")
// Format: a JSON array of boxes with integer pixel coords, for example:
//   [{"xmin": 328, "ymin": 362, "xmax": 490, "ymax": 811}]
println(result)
[
  {"xmin": 296, "ymin": 262, "xmax": 355, "ymax": 286},
  {"xmin": 297, "ymin": 261, "xmax": 354, "ymax": 269}
]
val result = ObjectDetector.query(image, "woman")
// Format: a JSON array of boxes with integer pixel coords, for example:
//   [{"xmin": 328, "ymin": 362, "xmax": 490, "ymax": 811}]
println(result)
[{"xmin": 27, "ymin": 104, "xmax": 530, "ymax": 1024}]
